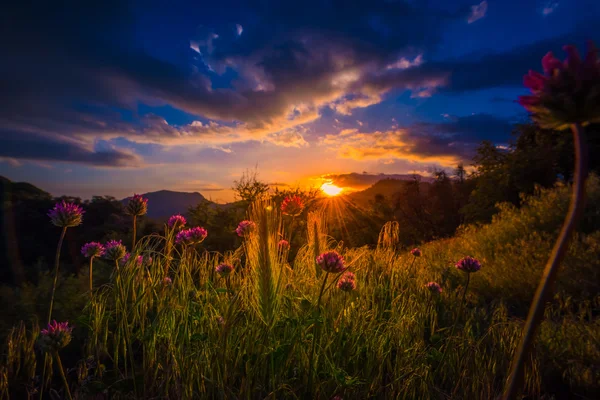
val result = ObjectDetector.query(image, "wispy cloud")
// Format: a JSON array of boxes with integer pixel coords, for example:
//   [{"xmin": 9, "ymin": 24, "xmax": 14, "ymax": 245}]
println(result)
[
  {"xmin": 468, "ymin": 1, "xmax": 488, "ymax": 24},
  {"xmin": 542, "ymin": 2, "xmax": 559, "ymax": 16}
]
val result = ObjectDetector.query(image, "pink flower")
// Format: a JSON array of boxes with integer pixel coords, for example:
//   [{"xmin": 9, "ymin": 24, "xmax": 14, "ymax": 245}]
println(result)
[
  {"xmin": 411, "ymin": 248, "xmax": 421, "ymax": 257},
  {"xmin": 316, "ymin": 251, "xmax": 346, "ymax": 273},
  {"xmin": 168, "ymin": 214, "xmax": 186, "ymax": 230},
  {"xmin": 519, "ymin": 41, "xmax": 600, "ymax": 129},
  {"xmin": 81, "ymin": 242, "xmax": 105, "ymax": 258},
  {"xmin": 235, "ymin": 220, "xmax": 256, "ymax": 237},
  {"xmin": 163, "ymin": 277, "xmax": 172, "ymax": 285},
  {"xmin": 126, "ymin": 194, "xmax": 148, "ymax": 216},
  {"xmin": 216, "ymin": 316, "xmax": 225, "ymax": 325},
  {"xmin": 175, "ymin": 227, "xmax": 208, "ymax": 245},
  {"xmin": 337, "ymin": 271, "xmax": 356, "ymax": 292},
  {"xmin": 215, "ymin": 263, "xmax": 234, "ymax": 277},
  {"xmin": 425, "ymin": 282, "xmax": 442, "ymax": 294},
  {"xmin": 281, "ymin": 195, "xmax": 304, "ymax": 216},
  {"xmin": 48, "ymin": 201, "xmax": 84, "ymax": 227},
  {"xmin": 104, "ymin": 240, "xmax": 127, "ymax": 261},
  {"xmin": 455, "ymin": 256, "xmax": 482, "ymax": 273},
  {"xmin": 39, "ymin": 320, "xmax": 73, "ymax": 352},
  {"xmin": 278, "ymin": 239, "xmax": 290, "ymax": 250}
]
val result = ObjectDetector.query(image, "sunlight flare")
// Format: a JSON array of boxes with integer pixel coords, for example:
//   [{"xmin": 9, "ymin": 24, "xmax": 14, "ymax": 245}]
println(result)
[{"xmin": 320, "ymin": 182, "xmax": 343, "ymax": 196}]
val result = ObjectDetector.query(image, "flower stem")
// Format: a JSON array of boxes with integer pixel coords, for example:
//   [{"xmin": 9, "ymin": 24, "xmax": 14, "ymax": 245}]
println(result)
[
  {"xmin": 48, "ymin": 226, "xmax": 67, "ymax": 324},
  {"xmin": 53, "ymin": 351, "xmax": 73, "ymax": 400},
  {"xmin": 503, "ymin": 123, "xmax": 588, "ymax": 399},
  {"xmin": 89, "ymin": 256, "xmax": 94, "ymax": 300},
  {"xmin": 132, "ymin": 215, "xmax": 137, "ymax": 249}
]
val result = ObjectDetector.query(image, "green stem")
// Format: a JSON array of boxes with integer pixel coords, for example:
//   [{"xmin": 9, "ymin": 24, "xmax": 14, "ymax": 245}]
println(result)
[
  {"xmin": 89, "ymin": 256, "xmax": 94, "ymax": 300},
  {"xmin": 132, "ymin": 215, "xmax": 137, "ymax": 249},
  {"xmin": 53, "ymin": 351, "xmax": 73, "ymax": 400},
  {"xmin": 48, "ymin": 227, "xmax": 67, "ymax": 324},
  {"xmin": 307, "ymin": 273, "xmax": 329, "ymax": 393},
  {"xmin": 503, "ymin": 123, "xmax": 588, "ymax": 399}
]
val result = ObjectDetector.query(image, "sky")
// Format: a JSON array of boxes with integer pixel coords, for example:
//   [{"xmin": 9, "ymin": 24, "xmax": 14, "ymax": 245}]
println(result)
[{"xmin": 1, "ymin": 0, "xmax": 599, "ymax": 202}]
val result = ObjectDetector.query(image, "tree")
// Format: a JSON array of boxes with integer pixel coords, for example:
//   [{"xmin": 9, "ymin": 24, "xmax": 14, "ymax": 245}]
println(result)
[{"xmin": 232, "ymin": 168, "xmax": 270, "ymax": 204}]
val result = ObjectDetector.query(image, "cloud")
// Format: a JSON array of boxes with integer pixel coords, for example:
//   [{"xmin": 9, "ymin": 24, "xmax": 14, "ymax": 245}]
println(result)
[
  {"xmin": 542, "ymin": 2, "xmax": 559, "ymax": 16},
  {"xmin": 467, "ymin": 1, "xmax": 488, "ymax": 24},
  {"xmin": 320, "ymin": 114, "xmax": 512, "ymax": 164}
]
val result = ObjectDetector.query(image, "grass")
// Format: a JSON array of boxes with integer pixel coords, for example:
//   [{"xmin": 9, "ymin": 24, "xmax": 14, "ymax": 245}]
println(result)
[{"xmin": 1, "ymin": 179, "xmax": 600, "ymax": 399}]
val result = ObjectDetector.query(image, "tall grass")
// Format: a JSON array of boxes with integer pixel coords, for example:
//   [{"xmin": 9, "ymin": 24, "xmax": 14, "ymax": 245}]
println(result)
[{"xmin": 1, "ymin": 180, "xmax": 599, "ymax": 399}]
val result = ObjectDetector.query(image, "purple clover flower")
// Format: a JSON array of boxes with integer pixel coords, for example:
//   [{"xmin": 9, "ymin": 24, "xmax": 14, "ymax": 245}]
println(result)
[
  {"xmin": 168, "ymin": 214, "xmax": 187, "ymax": 230},
  {"xmin": 337, "ymin": 271, "xmax": 356, "ymax": 292},
  {"xmin": 455, "ymin": 256, "xmax": 482, "ymax": 273},
  {"xmin": 278, "ymin": 239, "xmax": 290, "ymax": 250},
  {"xmin": 411, "ymin": 248, "xmax": 421, "ymax": 257},
  {"xmin": 235, "ymin": 220, "xmax": 256, "ymax": 237},
  {"xmin": 48, "ymin": 201, "xmax": 84, "ymax": 228},
  {"xmin": 39, "ymin": 320, "xmax": 73, "ymax": 352},
  {"xmin": 81, "ymin": 242, "xmax": 105, "ymax": 258},
  {"xmin": 215, "ymin": 263, "xmax": 234, "ymax": 277},
  {"xmin": 425, "ymin": 282, "xmax": 442, "ymax": 294},
  {"xmin": 126, "ymin": 194, "xmax": 148, "ymax": 216},
  {"xmin": 316, "ymin": 251, "xmax": 346, "ymax": 273},
  {"xmin": 175, "ymin": 227, "xmax": 208, "ymax": 245},
  {"xmin": 281, "ymin": 195, "xmax": 304, "ymax": 216},
  {"xmin": 104, "ymin": 240, "xmax": 127, "ymax": 261}
]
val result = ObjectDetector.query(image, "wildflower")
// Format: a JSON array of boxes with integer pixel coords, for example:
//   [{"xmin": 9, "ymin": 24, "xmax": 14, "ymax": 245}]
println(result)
[
  {"xmin": 411, "ymin": 248, "xmax": 421, "ymax": 257},
  {"xmin": 142, "ymin": 255, "xmax": 153, "ymax": 266},
  {"xmin": 519, "ymin": 41, "xmax": 600, "ymax": 130},
  {"xmin": 163, "ymin": 277, "xmax": 172, "ymax": 285},
  {"xmin": 337, "ymin": 271, "xmax": 356, "ymax": 292},
  {"xmin": 38, "ymin": 321, "xmax": 73, "ymax": 352},
  {"xmin": 81, "ymin": 242, "xmax": 104, "ymax": 258},
  {"xmin": 176, "ymin": 226, "xmax": 208, "ymax": 245},
  {"xmin": 316, "ymin": 251, "xmax": 346, "ymax": 273},
  {"xmin": 168, "ymin": 214, "xmax": 186, "ymax": 230},
  {"xmin": 281, "ymin": 195, "xmax": 304, "ymax": 216},
  {"xmin": 120, "ymin": 252, "xmax": 131, "ymax": 266},
  {"xmin": 216, "ymin": 316, "xmax": 225, "ymax": 325},
  {"xmin": 48, "ymin": 201, "xmax": 84, "ymax": 227},
  {"xmin": 215, "ymin": 263, "xmax": 234, "ymax": 277},
  {"xmin": 425, "ymin": 281, "xmax": 442, "ymax": 294},
  {"xmin": 235, "ymin": 220, "xmax": 256, "ymax": 237},
  {"xmin": 126, "ymin": 194, "xmax": 148, "ymax": 216},
  {"xmin": 455, "ymin": 256, "xmax": 482, "ymax": 273},
  {"xmin": 104, "ymin": 240, "xmax": 127, "ymax": 261},
  {"xmin": 278, "ymin": 239, "xmax": 290, "ymax": 250}
]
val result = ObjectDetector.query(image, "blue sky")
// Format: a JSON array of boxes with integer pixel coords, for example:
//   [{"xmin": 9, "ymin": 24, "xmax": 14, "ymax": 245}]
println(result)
[{"xmin": 1, "ymin": 0, "xmax": 598, "ymax": 202}]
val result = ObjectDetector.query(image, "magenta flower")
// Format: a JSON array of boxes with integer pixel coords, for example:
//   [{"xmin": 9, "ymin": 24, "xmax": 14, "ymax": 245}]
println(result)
[
  {"xmin": 519, "ymin": 41, "xmax": 600, "ymax": 130},
  {"xmin": 81, "ymin": 242, "xmax": 105, "ymax": 258},
  {"xmin": 168, "ymin": 214, "xmax": 187, "ymax": 230},
  {"xmin": 163, "ymin": 276, "xmax": 172, "ymax": 285},
  {"xmin": 281, "ymin": 195, "xmax": 304, "ymax": 216},
  {"xmin": 126, "ymin": 194, "xmax": 148, "ymax": 216},
  {"xmin": 176, "ymin": 227, "xmax": 208, "ymax": 245},
  {"xmin": 411, "ymin": 248, "xmax": 421, "ymax": 257},
  {"xmin": 215, "ymin": 263, "xmax": 234, "ymax": 277},
  {"xmin": 39, "ymin": 320, "xmax": 73, "ymax": 352},
  {"xmin": 425, "ymin": 281, "xmax": 442, "ymax": 294},
  {"xmin": 48, "ymin": 201, "xmax": 84, "ymax": 228},
  {"xmin": 278, "ymin": 239, "xmax": 290, "ymax": 250},
  {"xmin": 337, "ymin": 271, "xmax": 356, "ymax": 292},
  {"xmin": 235, "ymin": 220, "xmax": 256, "ymax": 237},
  {"xmin": 316, "ymin": 251, "xmax": 346, "ymax": 273},
  {"xmin": 120, "ymin": 252, "xmax": 131, "ymax": 266},
  {"xmin": 104, "ymin": 240, "xmax": 127, "ymax": 261},
  {"xmin": 216, "ymin": 316, "xmax": 225, "ymax": 325},
  {"xmin": 455, "ymin": 256, "xmax": 482, "ymax": 273}
]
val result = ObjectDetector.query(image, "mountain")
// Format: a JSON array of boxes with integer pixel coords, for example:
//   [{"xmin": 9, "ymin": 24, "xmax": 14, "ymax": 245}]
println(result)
[
  {"xmin": 345, "ymin": 178, "xmax": 432, "ymax": 208},
  {"xmin": 122, "ymin": 190, "xmax": 208, "ymax": 219},
  {"xmin": 0, "ymin": 175, "xmax": 52, "ymax": 204},
  {"xmin": 324, "ymin": 172, "xmax": 434, "ymax": 190}
]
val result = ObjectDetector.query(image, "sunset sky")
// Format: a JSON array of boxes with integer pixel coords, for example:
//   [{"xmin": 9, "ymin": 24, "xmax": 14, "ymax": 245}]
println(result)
[{"xmin": 1, "ymin": 0, "xmax": 598, "ymax": 202}]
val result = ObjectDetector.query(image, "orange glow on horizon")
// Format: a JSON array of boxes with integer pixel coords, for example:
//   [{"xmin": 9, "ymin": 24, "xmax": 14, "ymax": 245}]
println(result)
[{"xmin": 321, "ymin": 182, "xmax": 343, "ymax": 196}]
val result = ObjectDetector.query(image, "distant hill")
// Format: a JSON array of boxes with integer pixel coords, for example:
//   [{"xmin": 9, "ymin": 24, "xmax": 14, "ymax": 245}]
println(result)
[
  {"xmin": 0, "ymin": 175, "xmax": 52, "ymax": 203},
  {"xmin": 324, "ymin": 172, "xmax": 434, "ymax": 190},
  {"xmin": 122, "ymin": 190, "xmax": 208, "ymax": 219},
  {"xmin": 345, "ymin": 178, "xmax": 431, "ymax": 208}
]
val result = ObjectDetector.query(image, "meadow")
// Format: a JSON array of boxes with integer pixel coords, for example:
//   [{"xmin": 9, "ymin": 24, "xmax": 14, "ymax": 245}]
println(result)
[{"xmin": 1, "ymin": 176, "xmax": 599, "ymax": 400}]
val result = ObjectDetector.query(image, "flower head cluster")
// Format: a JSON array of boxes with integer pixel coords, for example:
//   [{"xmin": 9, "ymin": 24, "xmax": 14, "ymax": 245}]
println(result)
[
  {"xmin": 337, "ymin": 271, "xmax": 356, "ymax": 292},
  {"xmin": 278, "ymin": 239, "xmax": 290, "ymax": 250},
  {"xmin": 235, "ymin": 220, "xmax": 256, "ymax": 237},
  {"xmin": 81, "ymin": 242, "xmax": 105, "ymax": 258},
  {"xmin": 175, "ymin": 226, "xmax": 208, "ymax": 245},
  {"xmin": 38, "ymin": 321, "xmax": 73, "ymax": 352},
  {"xmin": 411, "ymin": 248, "xmax": 421, "ymax": 257},
  {"xmin": 425, "ymin": 281, "xmax": 442, "ymax": 294},
  {"xmin": 104, "ymin": 240, "xmax": 127, "ymax": 261},
  {"xmin": 455, "ymin": 256, "xmax": 482, "ymax": 273},
  {"xmin": 126, "ymin": 194, "xmax": 148, "ymax": 217},
  {"xmin": 281, "ymin": 195, "xmax": 304, "ymax": 216},
  {"xmin": 163, "ymin": 277, "xmax": 172, "ymax": 285},
  {"xmin": 168, "ymin": 214, "xmax": 187, "ymax": 230},
  {"xmin": 316, "ymin": 251, "xmax": 346, "ymax": 273},
  {"xmin": 215, "ymin": 263, "xmax": 234, "ymax": 277},
  {"xmin": 519, "ymin": 42, "xmax": 600, "ymax": 130},
  {"xmin": 48, "ymin": 201, "xmax": 84, "ymax": 228}
]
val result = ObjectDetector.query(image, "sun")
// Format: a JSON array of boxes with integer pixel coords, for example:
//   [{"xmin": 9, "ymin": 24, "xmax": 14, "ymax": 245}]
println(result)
[{"xmin": 321, "ymin": 182, "xmax": 343, "ymax": 196}]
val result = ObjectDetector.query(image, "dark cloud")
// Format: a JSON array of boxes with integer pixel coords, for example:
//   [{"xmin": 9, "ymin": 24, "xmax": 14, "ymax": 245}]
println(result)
[{"xmin": 0, "ymin": 131, "xmax": 140, "ymax": 167}]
